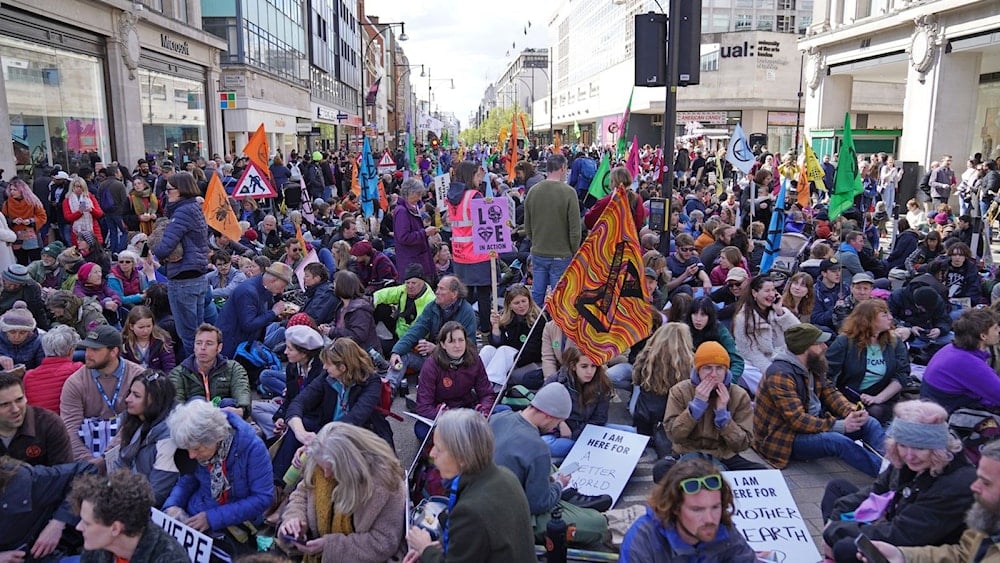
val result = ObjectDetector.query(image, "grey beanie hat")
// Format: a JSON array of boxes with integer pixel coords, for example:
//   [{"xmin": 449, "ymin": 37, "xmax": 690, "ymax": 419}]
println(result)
[{"xmin": 530, "ymin": 383, "xmax": 572, "ymax": 419}]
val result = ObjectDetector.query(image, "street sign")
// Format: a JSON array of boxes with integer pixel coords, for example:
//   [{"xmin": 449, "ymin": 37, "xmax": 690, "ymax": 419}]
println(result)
[
  {"xmin": 336, "ymin": 112, "xmax": 348, "ymax": 121},
  {"xmin": 220, "ymin": 74, "xmax": 245, "ymax": 89},
  {"xmin": 231, "ymin": 161, "xmax": 277, "ymax": 200},
  {"xmin": 377, "ymin": 151, "xmax": 396, "ymax": 175}
]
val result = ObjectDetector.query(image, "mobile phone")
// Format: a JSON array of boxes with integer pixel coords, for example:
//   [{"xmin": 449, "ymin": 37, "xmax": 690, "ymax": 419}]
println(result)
[
  {"xmin": 854, "ymin": 534, "xmax": 889, "ymax": 563},
  {"xmin": 140, "ymin": 243, "xmax": 150, "ymax": 258},
  {"xmin": 279, "ymin": 534, "xmax": 309, "ymax": 545},
  {"xmin": 842, "ymin": 386, "xmax": 862, "ymax": 402},
  {"xmin": 558, "ymin": 461, "xmax": 580, "ymax": 476}
]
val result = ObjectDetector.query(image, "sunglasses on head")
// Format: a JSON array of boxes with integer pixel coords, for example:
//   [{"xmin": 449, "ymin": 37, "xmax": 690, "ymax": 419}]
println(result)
[{"xmin": 679, "ymin": 474, "xmax": 723, "ymax": 495}]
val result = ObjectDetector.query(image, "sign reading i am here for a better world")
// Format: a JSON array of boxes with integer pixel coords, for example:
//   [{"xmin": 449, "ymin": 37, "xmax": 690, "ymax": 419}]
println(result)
[
  {"xmin": 557, "ymin": 424, "xmax": 649, "ymax": 507},
  {"xmin": 150, "ymin": 507, "xmax": 214, "ymax": 563},
  {"xmin": 722, "ymin": 470, "xmax": 822, "ymax": 563},
  {"xmin": 469, "ymin": 196, "xmax": 514, "ymax": 255}
]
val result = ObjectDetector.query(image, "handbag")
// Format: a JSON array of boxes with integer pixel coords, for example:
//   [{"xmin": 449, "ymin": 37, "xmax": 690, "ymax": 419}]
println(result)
[{"xmin": 16, "ymin": 228, "xmax": 39, "ymax": 250}]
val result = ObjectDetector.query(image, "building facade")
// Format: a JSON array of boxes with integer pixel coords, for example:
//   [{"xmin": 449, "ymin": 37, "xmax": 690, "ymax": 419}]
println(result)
[
  {"xmin": 800, "ymin": 0, "xmax": 1000, "ymax": 165},
  {"xmin": 1, "ymin": 0, "xmax": 226, "ymax": 177}
]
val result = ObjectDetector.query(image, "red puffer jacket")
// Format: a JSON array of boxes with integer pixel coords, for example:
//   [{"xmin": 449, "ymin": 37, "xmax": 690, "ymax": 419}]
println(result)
[{"xmin": 23, "ymin": 357, "xmax": 84, "ymax": 414}]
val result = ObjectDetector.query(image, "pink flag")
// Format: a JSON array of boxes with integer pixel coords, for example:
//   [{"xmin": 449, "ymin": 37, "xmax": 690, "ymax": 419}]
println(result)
[{"xmin": 625, "ymin": 135, "xmax": 640, "ymax": 178}]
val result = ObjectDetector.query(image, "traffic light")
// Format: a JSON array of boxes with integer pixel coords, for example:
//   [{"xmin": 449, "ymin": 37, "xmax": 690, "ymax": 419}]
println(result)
[
  {"xmin": 431, "ymin": 137, "xmax": 439, "ymax": 149},
  {"xmin": 427, "ymin": 132, "xmax": 440, "ymax": 149}
]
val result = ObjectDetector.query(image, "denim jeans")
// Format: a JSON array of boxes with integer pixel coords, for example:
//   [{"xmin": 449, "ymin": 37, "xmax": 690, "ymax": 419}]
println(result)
[
  {"xmin": 607, "ymin": 363, "xmax": 633, "ymax": 391},
  {"xmin": 168, "ymin": 275, "xmax": 207, "ymax": 359},
  {"xmin": 790, "ymin": 417, "xmax": 885, "ymax": 476},
  {"xmin": 385, "ymin": 351, "xmax": 427, "ymax": 390},
  {"xmin": 530, "ymin": 254, "xmax": 572, "ymax": 306},
  {"xmin": 258, "ymin": 369, "xmax": 286, "ymax": 398}
]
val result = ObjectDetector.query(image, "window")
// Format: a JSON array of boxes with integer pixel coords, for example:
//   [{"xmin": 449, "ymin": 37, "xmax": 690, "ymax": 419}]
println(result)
[
  {"xmin": 778, "ymin": 0, "xmax": 795, "ymax": 8},
  {"xmin": 757, "ymin": 16, "xmax": 774, "ymax": 31},
  {"xmin": 777, "ymin": 15, "xmax": 795, "ymax": 32},
  {"xmin": 735, "ymin": 14, "xmax": 753, "ymax": 30}
]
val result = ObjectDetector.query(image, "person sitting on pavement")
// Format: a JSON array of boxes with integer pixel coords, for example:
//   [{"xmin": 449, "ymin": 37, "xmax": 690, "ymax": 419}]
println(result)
[
  {"xmin": 0, "ymin": 370, "xmax": 74, "ymax": 466},
  {"xmin": 827, "ymin": 299, "xmax": 911, "ymax": 424},
  {"xmin": 540, "ymin": 347, "xmax": 614, "ymax": 461},
  {"xmin": 0, "ymin": 301, "xmax": 44, "ymax": 371},
  {"xmin": 386, "ymin": 275, "xmax": 478, "ymax": 393},
  {"xmin": 215, "ymin": 261, "xmax": 294, "ymax": 359},
  {"xmin": 107, "ymin": 250, "xmax": 149, "ymax": 308},
  {"xmin": 23, "ymin": 326, "xmax": 83, "ymax": 414},
  {"xmin": 317, "ymin": 270, "xmax": 380, "ymax": 354},
  {"xmin": 685, "ymin": 296, "xmax": 745, "ymax": 384},
  {"xmin": 168, "ymin": 324, "xmax": 250, "ymax": 419},
  {"xmin": 920, "ymin": 308, "xmax": 1000, "ymax": 413},
  {"xmin": 490, "ymin": 383, "xmax": 610, "ymax": 548},
  {"xmin": 479, "ymin": 283, "xmax": 545, "ymax": 387},
  {"xmin": 710, "ymin": 266, "xmax": 749, "ymax": 326},
  {"xmin": 905, "ymin": 230, "xmax": 944, "ymax": 277},
  {"xmin": 0, "ymin": 264, "xmax": 51, "ymax": 330},
  {"xmin": 163, "ymin": 400, "xmax": 274, "ymax": 546},
  {"xmin": 619, "ymin": 458, "xmax": 757, "ymax": 562},
  {"xmin": 205, "ymin": 250, "xmax": 246, "ymax": 309},
  {"xmin": 26, "ymin": 242, "xmax": 67, "ymax": 293},
  {"xmin": 372, "ymin": 263, "xmax": 434, "ymax": 351},
  {"xmin": 404, "ymin": 409, "xmax": 536, "ymax": 563},
  {"xmin": 835, "ymin": 230, "xmax": 866, "ymax": 277},
  {"xmin": 70, "ymin": 469, "xmax": 189, "ymax": 562},
  {"xmin": 820, "ymin": 400, "xmax": 975, "ymax": 563},
  {"xmin": 414, "ymin": 321, "xmax": 496, "ymax": 440},
  {"xmin": 811, "ymin": 258, "xmax": 846, "ymax": 333},
  {"xmin": 108, "ymin": 369, "xmax": 179, "ymax": 507},
  {"xmin": 120, "ymin": 305, "xmax": 176, "ymax": 373},
  {"xmin": 831, "ymin": 272, "xmax": 876, "ymax": 332},
  {"xmin": 754, "ymin": 323, "xmax": 886, "ymax": 477},
  {"xmin": 0, "ymin": 456, "xmax": 97, "ymax": 561},
  {"xmin": 659, "ymin": 342, "xmax": 763, "ymax": 480},
  {"xmin": 299, "ymin": 262, "xmax": 340, "ymax": 326},
  {"xmin": 251, "ymin": 324, "xmax": 325, "ymax": 439},
  {"xmin": 632, "ymin": 323, "xmax": 695, "ymax": 443},
  {"xmin": 349, "ymin": 240, "xmax": 397, "ymax": 294},
  {"xmin": 889, "ymin": 274, "xmax": 954, "ymax": 353},
  {"xmin": 732, "ymin": 274, "xmax": 801, "ymax": 395},
  {"xmin": 665, "ymin": 233, "xmax": 712, "ymax": 298},
  {"xmin": 927, "ymin": 241, "xmax": 985, "ymax": 311},
  {"xmin": 59, "ymin": 325, "xmax": 145, "ymax": 468}
]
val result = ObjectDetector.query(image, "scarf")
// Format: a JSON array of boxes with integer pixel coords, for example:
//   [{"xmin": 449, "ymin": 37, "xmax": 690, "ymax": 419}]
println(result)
[
  {"xmin": 201, "ymin": 427, "xmax": 235, "ymax": 502},
  {"xmin": 303, "ymin": 470, "xmax": 354, "ymax": 563},
  {"xmin": 111, "ymin": 264, "xmax": 141, "ymax": 296},
  {"xmin": 67, "ymin": 191, "xmax": 95, "ymax": 237},
  {"xmin": 130, "ymin": 192, "xmax": 158, "ymax": 235}
]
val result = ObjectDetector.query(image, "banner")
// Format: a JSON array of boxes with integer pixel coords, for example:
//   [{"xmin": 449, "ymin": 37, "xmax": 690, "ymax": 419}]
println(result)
[
  {"xmin": 150, "ymin": 508, "xmax": 214, "ymax": 563},
  {"xmin": 202, "ymin": 173, "xmax": 241, "ymax": 242},
  {"xmin": 803, "ymin": 138, "xmax": 825, "ymax": 183},
  {"xmin": 469, "ymin": 196, "xmax": 514, "ymax": 254},
  {"xmin": 558, "ymin": 424, "xmax": 649, "ymax": 507},
  {"xmin": 359, "ymin": 137, "xmax": 379, "ymax": 217},
  {"xmin": 243, "ymin": 124, "xmax": 272, "ymax": 181},
  {"xmin": 726, "ymin": 123, "xmax": 755, "ymax": 175},
  {"xmin": 586, "ymin": 152, "xmax": 612, "ymax": 201},
  {"xmin": 830, "ymin": 113, "xmax": 863, "ymax": 219},
  {"xmin": 549, "ymin": 185, "xmax": 652, "ymax": 365},
  {"xmin": 723, "ymin": 470, "xmax": 822, "ymax": 562},
  {"xmin": 760, "ymin": 177, "xmax": 788, "ymax": 274}
]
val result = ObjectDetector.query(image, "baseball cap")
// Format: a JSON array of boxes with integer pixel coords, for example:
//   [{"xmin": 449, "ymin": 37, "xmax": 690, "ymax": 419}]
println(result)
[
  {"xmin": 851, "ymin": 272, "xmax": 875, "ymax": 285},
  {"xmin": 79, "ymin": 325, "xmax": 123, "ymax": 349},
  {"xmin": 820, "ymin": 258, "xmax": 841, "ymax": 273},
  {"xmin": 784, "ymin": 323, "xmax": 832, "ymax": 355},
  {"xmin": 725, "ymin": 267, "xmax": 748, "ymax": 282}
]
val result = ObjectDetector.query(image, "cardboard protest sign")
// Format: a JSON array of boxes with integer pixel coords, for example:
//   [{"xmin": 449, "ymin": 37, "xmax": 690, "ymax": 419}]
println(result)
[
  {"xmin": 722, "ymin": 470, "xmax": 822, "ymax": 562},
  {"xmin": 469, "ymin": 196, "xmax": 514, "ymax": 255},
  {"xmin": 433, "ymin": 173, "xmax": 449, "ymax": 212},
  {"xmin": 558, "ymin": 425, "xmax": 649, "ymax": 506},
  {"xmin": 150, "ymin": 508, "xmax": 214, "ymax": 563}
]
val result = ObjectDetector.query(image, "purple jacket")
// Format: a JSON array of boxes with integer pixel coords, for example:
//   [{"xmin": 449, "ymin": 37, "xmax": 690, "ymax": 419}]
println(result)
[
  {"xmin": 415, "ymin": 357, "xmax": 496, "ymax": 420},
  {"xmin": 921, "ymin": 344, "xmax": 1000, "ymax": 411},
  {"xmin": 392, "ymin": 199, "xmax": 435, "ymax": 282}
]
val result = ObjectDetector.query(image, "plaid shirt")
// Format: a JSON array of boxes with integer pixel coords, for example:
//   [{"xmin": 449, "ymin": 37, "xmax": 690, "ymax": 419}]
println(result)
[{"xmin": 753, "ymin": 354, "xmax": 855, "ymax": 468}]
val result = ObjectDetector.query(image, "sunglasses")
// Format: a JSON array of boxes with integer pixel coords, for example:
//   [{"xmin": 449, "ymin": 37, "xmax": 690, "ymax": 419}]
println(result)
[
  {"xmin": 118, "ymin": 260, "xmax": 133, "ymax": 264},
  {"xmin": 680, "ymin": 246, "xmax": 696, "ymax": 253},
  {"xmin": 679, "ymin": 474, "xmax": 723, "ymax": 495},
  {"xmin": 727, "ymin": 281, "xmax": 742, "ymax": 288}
]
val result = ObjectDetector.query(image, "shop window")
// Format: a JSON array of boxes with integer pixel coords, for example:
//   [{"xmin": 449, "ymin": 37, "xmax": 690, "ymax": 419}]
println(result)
[
  {"xmin": 2, "ymin": 36, "xmax": 110, "ymax": 177},
  {"xmin": 139, "ymin": 67, "xmax": 207, "ymax": 165}
]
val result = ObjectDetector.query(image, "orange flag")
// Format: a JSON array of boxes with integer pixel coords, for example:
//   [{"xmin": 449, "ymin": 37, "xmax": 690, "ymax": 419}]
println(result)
[
  {"xmin": 351, "ymin": 161, "xmax": 361, "ymax": 198},
  {"xmin": 378, "ymin": 179, "xmax": 389, "ymax": 212},
  {"xmin": 294, "ymin": 220, "xmax": 308, "ymax": 254},
  {"xmin": 554, "ymin": 132, "xmax": 562, "ymax": 154},
  {"xmin": 202, "ymin": 173, "xmax": 242, "ymax": 242},
  {"xmin": 507, "ymin": 113, "xmax": 518, "ymax": 182},
  {"xmin": 797, "ymin": 165, "xmax": 811, "ymax": 209},
  {"xmin": 548, "ymin": 185, "xmax": 653, "ymax": 365},
  {"xmin": 243, "ymin": 124, "xmax": 272, "ymax": 181}
]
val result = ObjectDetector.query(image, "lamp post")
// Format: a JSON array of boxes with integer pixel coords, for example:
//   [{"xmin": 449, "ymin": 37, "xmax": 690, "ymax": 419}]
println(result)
[
  {"xmin": 359, "ymin": 20, "xmax": 406, "ymax": 144},
  {"xmin": 424, "ymin": 67, "xmax": 455, "ymax": 144},
  {"xmin": 393, "ymin": 63, "xmax": 424, "ymax": 149}
]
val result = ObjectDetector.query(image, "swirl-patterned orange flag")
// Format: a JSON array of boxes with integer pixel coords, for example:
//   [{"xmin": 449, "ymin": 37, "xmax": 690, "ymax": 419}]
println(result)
[{"xmin": 548, "ymin": 185, "xmax": 653, "ymax": 365}]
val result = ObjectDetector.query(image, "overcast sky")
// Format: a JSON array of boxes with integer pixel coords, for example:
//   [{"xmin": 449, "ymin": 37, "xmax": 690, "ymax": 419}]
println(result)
[{"xmin": 364, "ymin": 0, "xmax": 557, "ymax": 127}]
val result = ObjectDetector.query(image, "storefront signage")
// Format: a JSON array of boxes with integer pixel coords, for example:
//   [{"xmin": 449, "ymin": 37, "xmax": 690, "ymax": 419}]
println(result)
[
  {"xmin": 221, "ymin": 74, "xmax": 245, "ymax": 89},
  {"xmin": 677, "ymin": 111, "xmax": 729, "ymax": 125},
  {"xmin": 720, "ymin": 39, "xmax": 782, "ymax": 60},
  {"xmin": 160, "ymin": 34, "xmax": 191, "ymax": 56},
  {"xmin": 317, "ymin": 106, "xmax": 337, "ymax": 121},
  {"xmin": 296, "ymin": 121, "xmax": 314, "ymax": 134}
]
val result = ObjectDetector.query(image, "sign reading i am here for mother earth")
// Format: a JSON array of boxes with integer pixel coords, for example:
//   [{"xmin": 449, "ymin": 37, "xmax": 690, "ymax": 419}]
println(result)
[{"xmin": 723, "ymin": 470, "xmax": 822, "ymax": 563}]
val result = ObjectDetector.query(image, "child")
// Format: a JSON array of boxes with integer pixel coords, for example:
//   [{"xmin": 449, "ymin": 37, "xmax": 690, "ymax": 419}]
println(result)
[
  {"xmin": 541, "ymin": 347, "xmax": 613, "ymax": 460},
  {"xmin": 710, "ymin": 246, "xmax": 748, "ymax": 287},
  {"xmin": 121, "ymin": 305, "xmax": 176, "ymax": 372}
]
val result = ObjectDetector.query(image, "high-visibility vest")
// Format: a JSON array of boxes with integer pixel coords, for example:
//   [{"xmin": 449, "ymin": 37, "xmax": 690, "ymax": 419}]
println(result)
[{"xmin": 448, "ymin": 189, "xmax": 490, "ymax": 264}]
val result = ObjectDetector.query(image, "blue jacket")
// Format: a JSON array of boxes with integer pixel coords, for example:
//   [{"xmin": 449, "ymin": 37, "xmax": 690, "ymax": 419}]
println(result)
[
  {"xmin": 1, "ymin": 461, "xmax": 97, "ymax": 551},
  {"xmin": 216, "ymin": 275, "xmax": 277, "ymax": 359},
  {"xmin": 0, "ymin": 330, "xmax": 44, "ymax": 370},
  {"xmin": 153, "ymin": 198, "xmax": 209, "ymax": 279},
  {"xmin": 568, "ymin": 156, "xmax": 596, "ymax": 193},
  {"xmin": 163, "ymin": 412, "xmax": 274, "ymax": 531},
  {"xmin": 301, "ymin": 280, "xmax": 340, "ymax": 325},
  {"xmin": 391, "ymin": 299, "xmax": 478, "ymax": 357},
  {"xmin": 620, "ymin": 507, "xmax": 757, "ymax": 563},
  {"xmin": 811, "ymin": 280, "xmax": 843, "ymax": 332}
]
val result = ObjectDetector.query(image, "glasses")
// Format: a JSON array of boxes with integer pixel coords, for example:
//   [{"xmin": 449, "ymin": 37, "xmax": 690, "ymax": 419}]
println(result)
[
  {"xmin": 118, "ymin": 260, "xmax": 133, "ymax": 264},
  {"xmin": 680, "ymin": 246, "xmax": 696, "ymax": 253},
  {"xmin": 679, "ymin": 474, "xmax": 723, "ymax": 495},
  {"xmin": 142, "ymin": 371, "xmax": 164, "ymax": 382},
  {"xmin": 727, "ymin": 281, "xmax": 742, "ymax": 288},
  {"xmin": 166, "ymin": 186, "xmax": 178, "ymax": 192}
]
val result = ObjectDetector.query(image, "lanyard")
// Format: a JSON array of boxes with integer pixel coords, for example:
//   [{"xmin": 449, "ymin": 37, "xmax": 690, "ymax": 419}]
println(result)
[
  {"xmin": 201, "ymin": 371, "xmax": 212, "ymax": 401},
  {"xmin": 91, "ymin": 369, "xmax": 123, "ymax": 412},
  {"xmin": 442, "ymin": 475, "xmax": 460, "ymax": 555}
]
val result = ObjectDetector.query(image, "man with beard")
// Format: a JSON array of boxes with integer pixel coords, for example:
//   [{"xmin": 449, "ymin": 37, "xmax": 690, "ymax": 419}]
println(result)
[
  {"xmin": 753, "ymin": 323, "xmax": 886, "ymax": 477},
  {"xmin": 864, "ymin": 440, "xmax": 1000, "ymax": 562},
  {"xmin": 57, "ymin": 325, "xmax": 144, "ymax": 468}
]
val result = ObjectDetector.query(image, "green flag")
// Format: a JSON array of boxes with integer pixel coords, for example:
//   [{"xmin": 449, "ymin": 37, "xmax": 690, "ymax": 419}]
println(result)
[
  {"xmin": 573, "ymin": 120, "xmax": 581, "ymax": 138},
  {"xmin": 829, "ymin": 113, "xmax": 863, "ymax": 220},
  {"xmin": 616, "ymin": 88, "xmax": 634, "ymax": 159},
  {"xmin": 406, "ymin": 132, "xmax": 417, "ymax": 173},
  {"xmin": 587, "ymin": 151, "xmax": 612, "ymax": 200}
]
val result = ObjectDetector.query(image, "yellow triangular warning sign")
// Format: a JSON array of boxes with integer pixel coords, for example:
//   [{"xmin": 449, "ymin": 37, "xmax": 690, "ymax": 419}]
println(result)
[{"xmin": 231, "ymin": 161, "xmax": 278, "ymax": 200}]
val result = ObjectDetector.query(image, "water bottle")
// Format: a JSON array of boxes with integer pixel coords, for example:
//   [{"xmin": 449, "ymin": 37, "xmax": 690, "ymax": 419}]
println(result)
[
  {"xmin": 282, "ymin": 450, "xmax": 308, "ymax": 490},
  {"xmin": 367, "ymin": 346, "xmax": 389, "ymax": 372},
  {"xmin": 545, "ymin": 506, "xmax": 568, "ymax": 563}
]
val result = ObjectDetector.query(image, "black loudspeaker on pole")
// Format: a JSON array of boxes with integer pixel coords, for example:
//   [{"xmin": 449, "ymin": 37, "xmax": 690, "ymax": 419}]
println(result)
[
  {"xmin": 676, "ymin": 0, "xmax": 702, "ymax": 86},
  {"xmin": 634, "ymin": 13, "xmax": 667, "ymax": 87}
]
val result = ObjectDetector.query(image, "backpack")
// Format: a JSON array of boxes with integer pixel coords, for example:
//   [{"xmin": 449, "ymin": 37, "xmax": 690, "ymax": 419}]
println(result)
[
  {"xmin": 97, "ymin": 181, "xmax": 116, "ymax": 214},
  {"xmin": 289, "ymin": 161, "xmax": 302, "ymax": 182},
  {"xmin": 949, "ymin": 408, "xmax": 1000, "ymax": 465}
]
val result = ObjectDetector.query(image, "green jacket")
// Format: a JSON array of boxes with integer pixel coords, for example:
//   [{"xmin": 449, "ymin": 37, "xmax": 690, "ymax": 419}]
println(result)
[
  {"xmin": 523, "ymin": 179, "xmax": 581, "ymax": 258},
  {"xmin": 373, "ymin": 282, "xmax": 435, "ymax": 340},
  {"xmin": 169, "ymin": 355, "xmax": 250, "ymax": 415}
]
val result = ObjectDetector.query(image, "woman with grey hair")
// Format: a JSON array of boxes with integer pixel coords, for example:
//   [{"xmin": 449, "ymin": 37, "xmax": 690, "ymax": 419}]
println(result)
[
  {"xmin": 23, "ymin": 324, "xmax": 83, "ymax": 413},
  {"xmin": 819, "ymin": 399, "xmax": 976, "ymax": 563},
  {"xmin": 404, "ymin": 409, "xmax": 535, "ymax": 562},
  {"xmin": 393, "ymin": 177, "xmax": 436, "ymax": 284},
  {"xmin": 163, "ymin": 399, "xmax": 274, "ymax": 551},
  {"xmin": 278, "ymin": 422, "xmax": 407, "ymax": 560}
]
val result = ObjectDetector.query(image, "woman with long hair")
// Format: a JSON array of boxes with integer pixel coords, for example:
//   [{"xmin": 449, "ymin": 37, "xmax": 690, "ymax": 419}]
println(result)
[
  {"xmin": 479, "ymin": 284, "xmax": 545, "ymax": 386},
  {"xmin": 632, "ymin": 323, "xmax": 694, "ymax": 439},
  {"xmin": 127, "ymin": 176, "xmax": 159, "ymax": 235},
  {"xmin": 62, "ymin": 176, "xmax": 104, "ymax": 247},
  {"xmin": 446, "ymin": 160, "xmax": 494, "ymax": 334},
  {"xmin": 782, "ymin": 272, "xmax": 816, "ymax": 323},
  {"xmin": 142, "ymin": 283, "xmax": 181, "ymax": 358},
  {"xmin": 318, "ymin": 270, "xmax": 380, "ymax": 353},
  {"xmin": 2, "ymin": 178, "xmax": 47, "ymax": 264},
  {"xmin": 110, "ymin": 369, "xmax": 179, "ymax": 506},
  {"xmin": 121, "ymin": 305, "xmax": 176, "ymax": 372},
  {"xmin": 732, "ymin": 274, "xmax": 800, "ymax": 394},
  {"xmin": 820, "ymin": 400, "xmax": 975, "ymax": 563},
  {"xmin": 826, "ymin": 299, "xmax": 909, "ymax": 424},
  {"xmin": 685, "ymin": 296, "xmax": 745, "ymax": 381},
  {"xmin": 541, "ymin": 347, "xmax": 613, "ymax": 459},
  {"xmin": 278, "ymin": 423, "xmax": 407, "ymax": 562},
  {"xmin": 414, "ymin": 321, "xmax": 496, "ymax": 439}
]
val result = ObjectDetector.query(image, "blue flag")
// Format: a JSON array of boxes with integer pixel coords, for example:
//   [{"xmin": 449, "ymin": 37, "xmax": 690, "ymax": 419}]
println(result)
[
  {"xmin": 726, "ymin": 123, "xmax": 755, "ymax": 175},
  {"xmin": 759, "ymin": 177, "xmax": 788, "ymax": 274},
  {"xmin": 359, "ymin": 136, "xmax": 379, "ymax": 217},
  {"xmin": 481, "ymin": 156, "xmax": 494, "ymax": 198}
]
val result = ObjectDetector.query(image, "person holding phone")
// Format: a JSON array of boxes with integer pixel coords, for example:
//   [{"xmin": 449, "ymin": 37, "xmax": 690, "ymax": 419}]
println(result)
[{"xmin": 732, "ymin": 275, "xmax": 801, "ymax": 395}]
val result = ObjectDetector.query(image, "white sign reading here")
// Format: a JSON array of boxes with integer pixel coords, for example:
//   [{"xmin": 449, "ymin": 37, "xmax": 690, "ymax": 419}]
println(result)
[
  {"xmin": 150, "ymin": 507, "xmax": 214, "ymax": 563},
  {"xmin": 558, "ymin": 424, "xmax": 649, "ymax": 507},
  {"xmin": 722, "ymin": 470, "xmax": 822, "ymax": 563}
]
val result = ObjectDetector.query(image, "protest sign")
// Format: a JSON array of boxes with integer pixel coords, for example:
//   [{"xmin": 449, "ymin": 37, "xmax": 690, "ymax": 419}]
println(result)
[
  {"xmin": 433, "ymin": 173, "xmax": 450, "ymax": 211},
  {"xmin": 723, "ymin": 470, "xmax": 822, "ymax": 562},
  {"xmin": 558, "ymin": 424, "xmax": 649, "ymax": 506},
  {"xmin": 469, "ymin": 196, "xmax": 514, "ymax": 255},
  {"xmin": 150, "ymin": 507, "xmax": 214, "ymax": 563}
]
